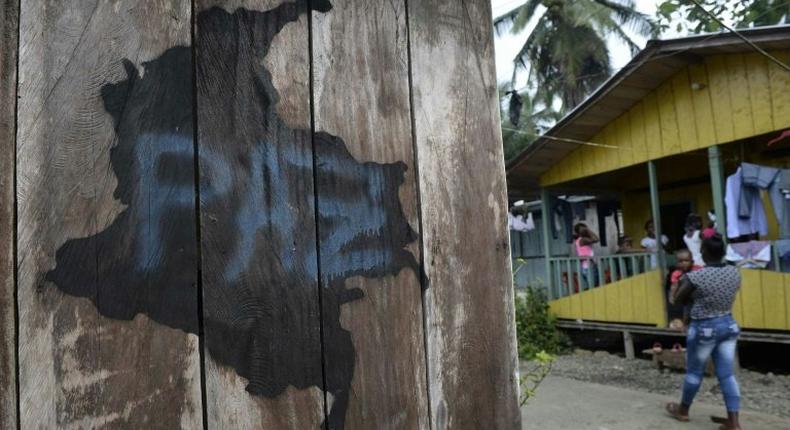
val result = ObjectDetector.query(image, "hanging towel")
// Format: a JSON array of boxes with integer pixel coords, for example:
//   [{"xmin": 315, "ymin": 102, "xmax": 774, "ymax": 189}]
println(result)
[
  {"xmin": 525, "ymin": 212, "xmax": 535, "ymax": 231},
  {"xmin": 739, "ymin": 163, "xmax": 782, "ymax": 222},
  {"xmin": 725, "ymin": 241, "xmax": 772, "ymax": 269}
]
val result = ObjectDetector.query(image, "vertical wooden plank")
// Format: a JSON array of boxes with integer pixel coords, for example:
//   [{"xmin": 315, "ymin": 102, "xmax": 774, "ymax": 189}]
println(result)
[
  {"xmin": 688, "ymin": 63, "xmax": 716, "ymax": 149},
  {"xmin": 570, "ymin": 292, "xmax": 582, "ymax": 319},
  {"xmin": 619, "ymin": 277, "xmax": 634, "ymax": 323},
  {"xmin": 17, "ymin": 1, "xmax": 202, "ymax": 428},
  {"xmin": 632, "ymin": 273, "xmax": 648, "ymax": 324},
  {"xmin": 760, "ymin": 271, "xmax": 786, "ymax": 331},
  {"xmin": 629, "ymin": 102, "xmax": 648, "ymax": 163},
  {"xmin": 0, "ymin": 1, "xmax": 18, "ymax": 428},
  {"xmin": 615, "ymin": 114, "xmax": 634, "ymax": 167},
  {"xmin": 725, "ymin": 53, "xmax": 755, "ymax": 140},
  {"xmin": 785, "ymin": 273, "xmax": 790, "ymax": 331},
  {"xmin": 643, "ymin": 92, "xmax": 663, "ymax": 160},
  {"xmin": 408, "ymin": 0, "xmax": 521, "ymax": 428},
  {"xmin": 601, "ymin": 125, "xmax": 620, "ymax": 172},
  {"xmin": 768, "ymin": 50, "xmax": 790, "ymax": 130},
  {"xmin": 656, "ymin": 81, "xmax": 681, "ymax": 157},
  {"xmin": 739, "ymin": 269, "xmax": 764, "ymax": 329},
  {"xmin": 312, "ymin": 0, "xmax": 429, "ymax": 428},
  {"xmin": 646, "ymin": 271, "xmax": 667, "ymax": 327},
  {"xmin": 744, "ymin": 53, "xmax": 773, "ymax": 135},
  {"xmin": 195, "ymin": 1, "xmax": 327, "ymax": 428},
  {"xmin": 706, "ymin": 55, "xmax": 735, "ymax": 143},
  {"xmin": 671, "ymin": 69, "xmax": 698, "ymax": 153},
  {"xmin": 605, "ymin": 282, "xmax": 619, "ymax": 322},
  {"xmin": 592, "ymin": 286, "xmax": 606, "ymax": 321},
  {"xmin": 581, "ymin": 288, "xmax": 594, "ymax": 320}
]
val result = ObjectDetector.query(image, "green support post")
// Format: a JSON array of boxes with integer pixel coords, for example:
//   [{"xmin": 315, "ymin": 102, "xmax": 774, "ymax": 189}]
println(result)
[
  {"xmin": 647, "ymin": 160, "xmax": 666, "ymax": 275},
  {"xmin": 708, "ymin": 145, "xmax": 727, "ymax": 238},
  {"xmin": 541, "ymin": 188, "xmax": 553, "ymax": 299}
]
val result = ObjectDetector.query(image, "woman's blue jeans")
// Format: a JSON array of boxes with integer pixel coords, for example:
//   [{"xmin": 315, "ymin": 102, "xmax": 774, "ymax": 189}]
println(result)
[{"xmin": 681, "ymin": 314, "xmax": 741, "ymax": 412}]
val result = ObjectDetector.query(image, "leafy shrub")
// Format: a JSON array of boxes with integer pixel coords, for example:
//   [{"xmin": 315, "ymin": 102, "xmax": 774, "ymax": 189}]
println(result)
[
  {"xmin": 519, "ymin": 351, "xmax": 555, "ymax": 406},
  {"xmin": 515, "ymin": 287, "xmax": 568, "ymax": 359}
]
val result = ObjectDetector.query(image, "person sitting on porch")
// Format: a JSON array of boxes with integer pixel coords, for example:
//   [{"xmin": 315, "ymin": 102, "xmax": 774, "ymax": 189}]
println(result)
[
  {"xmin": 641, "ymin": 219, "xmax": 669, "ymax": 269},
  {"xmin": 573, "ymin": 223, "xmax": 598, "ymax": 289},
  {"xmin": 666, "ymin": 234, "xmax": 742, "ymax": 430}
]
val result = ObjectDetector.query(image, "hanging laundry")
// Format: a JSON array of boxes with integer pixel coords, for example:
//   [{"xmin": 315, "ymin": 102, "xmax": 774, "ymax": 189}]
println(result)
[
  {"xmin": 570, "ymin": 202, "xmax": 586, "ymax": 221},
  {"xmin": 738, "ymin": 162, "xmax": 782, "ymax": 222},
  {"xmin": 525, "ymin": 212, "xmax": 535, "ymax": 231},
  {"xmin": 508, "ymin": 212, "xmax": 530, "ymax": 232},
  {"xmin": 551, "ymin": 198, "xmax": 574, "ymax": 243},
  {"xmin": 725, "ymin": 167, "xmax": 768, "ymax": 239},
  {"xmin": 725, "ymin": 241, "xmax": 772, "ymax": 269},
  {"xmin": 778, "ymin": 171, "xmax": 790, "ymax": 239},
  {"xmin": 596, "ymin": 201, "xmax": 619, "ymax": 247}
]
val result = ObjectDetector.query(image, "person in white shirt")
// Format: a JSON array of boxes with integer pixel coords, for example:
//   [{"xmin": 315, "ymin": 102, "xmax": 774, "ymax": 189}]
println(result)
[
  {"xmin": 683, "ymin": 213, "xmax": 705, "ymax": 267},
  {"xmin": 641, "ymin": 219, "xmax": 669, "ymax": 269}
]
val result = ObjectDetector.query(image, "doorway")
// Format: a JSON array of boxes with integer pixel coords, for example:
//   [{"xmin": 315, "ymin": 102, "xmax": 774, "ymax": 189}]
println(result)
[{"xmin": 660, "ymin": 201, "xmax": 692, "ymax": 253}]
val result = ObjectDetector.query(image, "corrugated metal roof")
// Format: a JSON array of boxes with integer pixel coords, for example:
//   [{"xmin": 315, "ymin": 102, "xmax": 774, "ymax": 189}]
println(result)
[{"xmin": 506, "ymin": 25, "xmax": 790, "ymax": 197}]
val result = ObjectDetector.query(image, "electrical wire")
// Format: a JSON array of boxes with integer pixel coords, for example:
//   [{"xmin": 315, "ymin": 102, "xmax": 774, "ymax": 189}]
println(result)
[{"xmin": 688, "ymin": 0, "xmax": 790, "ymax": 72}]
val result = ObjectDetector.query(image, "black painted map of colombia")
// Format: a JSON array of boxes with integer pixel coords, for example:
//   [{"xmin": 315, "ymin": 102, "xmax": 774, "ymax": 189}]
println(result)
[{"xmin": 45, "ymin": 2, "xmax": 419, "ymax": 428}]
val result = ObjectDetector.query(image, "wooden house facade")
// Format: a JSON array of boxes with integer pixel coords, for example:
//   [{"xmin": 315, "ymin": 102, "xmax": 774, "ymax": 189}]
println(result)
[{"xmin": 507, "ymin": 27, "xmax": 790, "ymax": 335}]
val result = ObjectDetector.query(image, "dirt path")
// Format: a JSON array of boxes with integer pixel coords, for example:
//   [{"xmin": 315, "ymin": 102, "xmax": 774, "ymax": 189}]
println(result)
[{"xmin": 521, "ymin": 375, "xmax": 788, "ymax": 429}]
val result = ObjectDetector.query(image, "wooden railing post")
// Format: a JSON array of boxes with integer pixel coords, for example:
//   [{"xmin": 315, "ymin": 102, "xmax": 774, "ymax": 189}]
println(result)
[
  {"xmin": 648, "ymin": 160, "xmax": 666, "ymax": 276},
  {"xmin": 708, "ymin": 145, "xmax": 727, "ymax": 240},
  {"xmin": 541, "ymin": 188, "xmax": 553, "ymax": 298}
]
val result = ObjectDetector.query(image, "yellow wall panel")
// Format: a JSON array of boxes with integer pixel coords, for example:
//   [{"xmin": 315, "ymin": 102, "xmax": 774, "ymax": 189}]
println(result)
[
  {"xmin": 605, "ymin": 279, "xmax": 620, "ymax": 321},
  {"xmin": 726, "ymin": 54, "xmax": 756, "ymax": 139},
  {"xmin": 657, "ymin": 81, "xmax": 681, "ymax": 156},
  {"xmin": 632, "ymin": 272, "xmax": 649, "ymax": 323},
  {"xmin": 706, "ymin": 55, "xmax": 736, "ymax": 143},
  {"xmin": 672, "ymin": 70, "xmax": 698, "ymax": 154},
  {"xmin": 761, "ymin": 271, "xmax": 787, "ymax": 330},
  {"xmin": 786, "ymin": 273, "xmax": 790, "ymax": 330},
  {"xmin": 629, "ymin": 102, "xmax": 648, "ymax": 163},
  {"xmin": 768, "ymin": 51, "xmax": 790, "ymax": 130},
  {"xmin": 732, "ymin": 292, "xmax": 744, "ymax": 325},
  {"xmin": 615, "ymin": 114, "xmax": 634, "ymax": 167},
  {"xmin": 619, "ymin": 278, "xmax": 635, "ymax": 322},
  {"xmin": 581, "ymin": 287, "xmax": 595, "ymax": 320},
  {"xmin": 688, "ymin": 63, "xmax": 716, "ymax": 149},
  {"xmin": 645, "ymin": 271, "xmax": 667, "ymax": 327},
  {"xmin": 593, "ymin": 286, "xmax": 607, "ymax": 321},
  {"xmin": 739, "ymin": 269, "xmax": 764, "ymax": 328},
  {"xmin": 744, "ymin": 53, "xmax": 773, "ymax": 135},
  {"xmin": 570, "ymin": 292, "xmax": 582, "ymax": 318},
  {"xmin": 643, "ymin": 92, "xmax": 663, "ymax": 160},
  {"xmin": 539, "ymin": 50, "xmax": 790, "ymax": 188}
]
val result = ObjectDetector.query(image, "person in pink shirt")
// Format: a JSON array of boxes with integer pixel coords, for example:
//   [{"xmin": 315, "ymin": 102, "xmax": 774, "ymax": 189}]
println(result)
[{"xmin": 574, "ymin": 223, "xmax": 599, "ymax": 289}]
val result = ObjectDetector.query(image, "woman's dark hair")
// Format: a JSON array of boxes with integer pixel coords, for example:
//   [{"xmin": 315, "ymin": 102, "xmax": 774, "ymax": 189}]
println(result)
[
  {"xmin": 644, "ymin": 219, "xmax": 653, "ymax": 230},
  {"xmin": 573, "ymin": 223, "xmax": 587, "ymax": 237},
  {"xmin": 701, "ymin": 233, "xmax": 726, "ymax": 263},
  {"xmin": 685, "ymin": 213, "xmax": 703, "ymax": 232}
]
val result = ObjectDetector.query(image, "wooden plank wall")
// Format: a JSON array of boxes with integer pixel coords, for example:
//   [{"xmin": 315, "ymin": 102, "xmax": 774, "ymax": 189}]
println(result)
[
  {"xmin": 549, "ymin": 271, "xmax": 667, "ymax": 327},
  {"xmin": 0, "ymin": 1, "xmax": 18, "ymax": 428},
  {"xmin": 5, "ymin": 0, "xmax": 519, "ymax": 428},
  {"xmin": 311, "ymin": 1, "xmax": 429, "ymax": 428},
  {"xmin": 542, "ymin": 50, "xmax": 790, "ymax": 186},
  {"xmin": 408, "ymin": 1, "xmax": 521, "ymax": 429},
  {"xmin": 17, "ymin": 0, "xmax": 202, "ymax": 428},
  {"xmin": 195, "ymin": 1, "xmax": 325, "ymax": 428}
]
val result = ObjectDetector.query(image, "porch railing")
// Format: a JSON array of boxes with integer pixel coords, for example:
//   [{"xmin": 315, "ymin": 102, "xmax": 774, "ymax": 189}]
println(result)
[{"xmin": 548, "ymin": 252, "xmax": 654, "ymax": 299}]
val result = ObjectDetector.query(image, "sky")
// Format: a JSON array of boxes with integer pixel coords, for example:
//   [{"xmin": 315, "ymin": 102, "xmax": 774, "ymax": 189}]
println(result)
[{"xmin": 491, "ymin": 0, "xmax": 666, "ymax": 87}]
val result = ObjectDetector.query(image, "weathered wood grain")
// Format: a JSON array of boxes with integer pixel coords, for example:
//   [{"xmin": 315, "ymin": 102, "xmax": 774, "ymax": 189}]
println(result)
[
  {"xmin": 407, "ymin": 0, "xmax": 521, "ymax": 428},
  {"xmin": 195, "ymin": 1, "xmax": 324, "ymax": 428},
  {"xmin": 312, "ymin": 0, "xmax": 429, "ymax": 428},
  {"xmin": 0, "ymin": 1, "xmax": 18, "ymax": 429},
  {"xmin": 17, "ymin": 1, "xmax": 202, "ymax": 427}
]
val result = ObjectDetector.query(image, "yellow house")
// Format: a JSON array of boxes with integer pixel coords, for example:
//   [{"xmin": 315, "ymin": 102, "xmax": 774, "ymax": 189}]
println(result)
[{"xmin": 506, "ymin": 27, "xmax": 790, "ymax": 337}]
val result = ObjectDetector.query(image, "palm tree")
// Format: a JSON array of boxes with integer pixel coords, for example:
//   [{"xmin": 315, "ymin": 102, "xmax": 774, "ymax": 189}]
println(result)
[{"xmin": 495, "ymin": 0, "xmax": 656, "ymax": 111}]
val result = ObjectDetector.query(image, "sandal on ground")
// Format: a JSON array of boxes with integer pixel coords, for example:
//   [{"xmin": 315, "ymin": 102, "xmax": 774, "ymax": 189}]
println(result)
[{"xmin": 665, "ymin": 402, "xmax": 689, "ymax": 422}]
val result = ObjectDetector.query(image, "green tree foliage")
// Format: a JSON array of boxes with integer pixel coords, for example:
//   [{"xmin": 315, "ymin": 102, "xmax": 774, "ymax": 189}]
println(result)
[
  {"xmin": 495, "ymin": 0, "xmax": 656, "ymax": 110},
  {"xmin": 514, "ymin": 286, "xmax": 569, "ymax": 359},
  {"xmin": 656, "ymin": 0, "xmax": 790, "ymax": 35}
]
